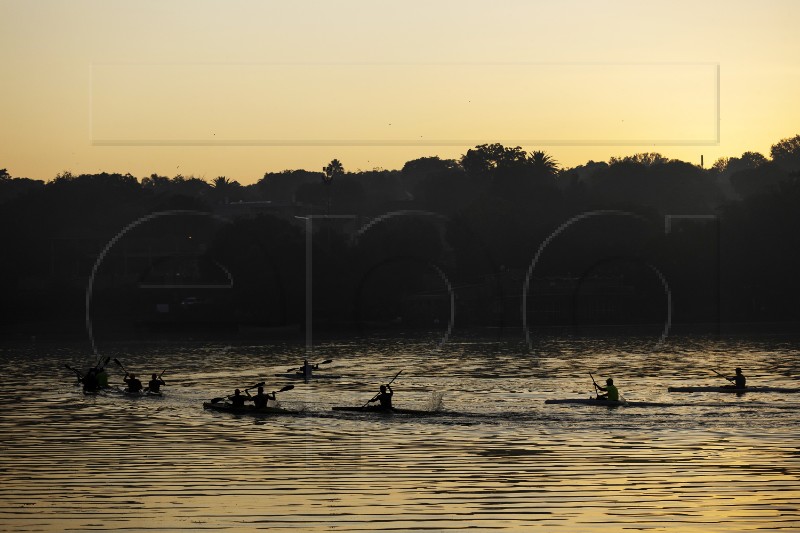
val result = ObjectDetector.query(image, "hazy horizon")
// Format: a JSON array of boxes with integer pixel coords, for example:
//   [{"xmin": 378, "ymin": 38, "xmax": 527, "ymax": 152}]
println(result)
[{"xmin": 2, "ymin": 0, "xmax": 798, "ymax": 184}]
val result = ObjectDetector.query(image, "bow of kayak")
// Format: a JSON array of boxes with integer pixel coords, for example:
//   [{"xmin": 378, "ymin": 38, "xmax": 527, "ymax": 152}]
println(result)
[{"xmin": 667, "ymin": 386, "xmax": 800, "ymax": 393}]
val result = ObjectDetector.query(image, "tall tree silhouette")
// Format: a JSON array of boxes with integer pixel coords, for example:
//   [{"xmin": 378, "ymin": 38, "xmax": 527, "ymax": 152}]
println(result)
[
  {"xmin": 401, "ymin": 156, "xmax": 458, "ymax": 192},
  {"xmin": 323, "ymin": 159, "xmax": 344, "ymax": 184},
  {"xmin": 712, "ymin": 151, "xmax": 768, "ymax": 176},
  {"xmin": 770, "ymin": 134, "xmax": 800, "ymax": 172},
  {"xmin": 322, "ymin": 159, "xmax": 344, "ymax": 214},
  {"xmin": 461, "ymin": 143, "xmax": 527, "ymax": 178}
]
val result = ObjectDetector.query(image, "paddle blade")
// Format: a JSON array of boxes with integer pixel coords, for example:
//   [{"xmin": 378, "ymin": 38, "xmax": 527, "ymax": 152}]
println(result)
[
  {"xmin": 65, "ymin": 364, "xmax": 82, "ymax": 378},
  {"xmin": 387, "ymin": 369, "xmax": 403, "ymax": 385},
  {"xmin": 210, "ymin": 397, "xmax": 225, "ymax": 404},
  {"xmin": 319, "ymin": 359, "xmax": 333, "ymax": 365},
  {"xmin": 278, "ymin": 384, "xmax": 295, "ymax": 393},
  {"xmin": 711, "ymin": 369, "xmax": 734, "ymax": 382},
  {"xmin": 245, "ymin": 381, "xmax": 266, "ymax": 391}
]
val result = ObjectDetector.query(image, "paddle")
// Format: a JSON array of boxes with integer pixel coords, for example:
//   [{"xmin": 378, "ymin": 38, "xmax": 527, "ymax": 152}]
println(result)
[
  {"xmin": 113, "ymin": 358, "xmax": 129, "ymax": 376},
  {"xmin": 286, "ymin": 359, "xmax": 333, "ymax": 373},
  {"xmin": 362, "ymin": 370, "xmax": 403, "ymax": 408},
  {"xmin": 711, "ymin": 369, "xmax": 735, "ymax": 383},
  {"xmin": 210, "ymin": 381, "xmax": 267, "ymax": 404},
  {"xmin": 589, "ymin": 373, "xmax": 600, "ymax": 398},
  {"xmin": 65, "ymin": 364, "xmax": 83, "ymax": 383},
  {"xmin": 245, "ymin": 381, "xmax": 266, "ymax": 392},
  {"xmin": 266, "ymin": 384, "xmax": 294, "ymax": 407}
]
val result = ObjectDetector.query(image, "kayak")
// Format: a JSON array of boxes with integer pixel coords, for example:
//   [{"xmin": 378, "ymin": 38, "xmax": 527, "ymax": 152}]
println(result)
[
  {"xmin": 274, "ymin": 373, "xmax": 342, "ymax": 380},
  {"xmin": 81, "ymin": 385, "xmax": 114, "ymax": 394},
  {"xmin": 544, "ymin": 398, "xmax": 677, "ymax": 407},
  {"xmin": 202, "ymin": 401, "xmax": 296, "ymax": 416},
  {"xmin": 111, "ymin": 387, "xmax": 163, "ymax": 397},
  {"xmin": 667, "ymin": 386, "xmax": 800, "ymax": 393},
  {"xmin": 332, "ymin": 405, "xmax": 441, "ymax": 416}
]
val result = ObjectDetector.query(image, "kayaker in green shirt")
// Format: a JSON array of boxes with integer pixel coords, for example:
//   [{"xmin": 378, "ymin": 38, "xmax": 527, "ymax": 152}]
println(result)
[
  {"xmin": 96, "ymin": 366, "xmax": 109, "ymax": 388},
  {"xmin": 596, "ymin": 377, "xmax": 619, "ymax": 401}
]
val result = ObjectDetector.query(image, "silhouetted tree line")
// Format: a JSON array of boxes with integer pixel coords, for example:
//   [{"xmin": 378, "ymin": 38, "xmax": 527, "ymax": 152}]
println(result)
[{"xmin": 1, "ymin": 134, "xmax": 799, "ymax": 339}]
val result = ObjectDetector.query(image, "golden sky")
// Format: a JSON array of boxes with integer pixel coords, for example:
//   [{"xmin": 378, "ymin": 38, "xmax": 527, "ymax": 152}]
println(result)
[{"xmin": 1, "ymin": 0, "xmax": 798, "ymax": 183}]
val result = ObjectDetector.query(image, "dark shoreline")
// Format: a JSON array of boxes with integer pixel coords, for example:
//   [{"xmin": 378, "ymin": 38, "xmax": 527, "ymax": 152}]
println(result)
[{"xmin": 4, "ymin": 318, "xmax": 800, "ymax": 344}]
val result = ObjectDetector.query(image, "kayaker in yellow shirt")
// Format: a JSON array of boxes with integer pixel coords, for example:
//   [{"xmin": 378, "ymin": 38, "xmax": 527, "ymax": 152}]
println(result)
[{"xmin": 595, "ymin": 377, "xmax": 619, "ymax": 401}]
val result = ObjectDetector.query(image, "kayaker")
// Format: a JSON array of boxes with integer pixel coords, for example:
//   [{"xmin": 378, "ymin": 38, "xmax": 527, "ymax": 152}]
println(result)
[
  {"xmin": 728, "ymin": 368, "xmax": 746, "ymax": 389},
  {"xmin": 95, "ymin": 366, "xmax": 109, "ymax": 388},
  {"xmin": 148, "ymin": 373, "xmax": 166, "ymax": 393},
  {"xmin": 248, "ymin": 386, "xmax": 276, "ymax": 408},
  {"xmin": 228, "ymin": 388, "xmax": 247, "ymax": 407},
  {"xmin": 124, "ymin": 373, "xmax": 144, "ymax": 393},
  {"xmin": 596, "ymin": 377, "xmax": 619, "ymax": 401},
  {"xmin": 368, "ymin": 384, "xmax": 393, "ymax": 409},
  {"xmin": 82, "ymin": 368, "xmax": 99, "ymax": 393},
  {"xmin": 301, "ymin": 359, "xmax": 318, "ymax": 379}
]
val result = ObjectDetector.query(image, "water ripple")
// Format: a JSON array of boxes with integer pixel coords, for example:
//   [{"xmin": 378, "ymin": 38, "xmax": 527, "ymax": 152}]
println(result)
[{"xmin": 1, "ymin": 336, "xmax": 799, "ymax": 531}]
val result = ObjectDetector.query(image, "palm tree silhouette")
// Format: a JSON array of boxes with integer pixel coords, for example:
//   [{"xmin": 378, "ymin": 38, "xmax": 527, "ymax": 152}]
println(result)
[
  {"xmin": 322, "ymin": 159, "xmax": 344, "ymax": 214},
  {"xmin": 527, "ymin": 150, "xmax": 559, "ymax": 174},
  {"xmin": 323, "ymin": 159, "xmax": 344, "ymax": 184}
]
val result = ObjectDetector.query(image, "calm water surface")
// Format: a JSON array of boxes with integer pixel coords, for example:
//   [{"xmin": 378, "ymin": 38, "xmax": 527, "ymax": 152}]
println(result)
[{"xmin": 1, "ymin": 334, "xmax": 799, "ymax": 532}]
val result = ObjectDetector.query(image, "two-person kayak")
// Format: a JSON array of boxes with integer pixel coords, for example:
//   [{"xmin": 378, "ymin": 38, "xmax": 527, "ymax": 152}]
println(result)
[
  {"xmin": 202, "ymin": 402, "xmax": 297, "ymax": 416},
  {"xmin": 111, "ymin": 387, "xmax": 164, "ymax": 397},
  {"xmin": 203, "ymin": 383, "xmax": 295, "ymax": 415}
]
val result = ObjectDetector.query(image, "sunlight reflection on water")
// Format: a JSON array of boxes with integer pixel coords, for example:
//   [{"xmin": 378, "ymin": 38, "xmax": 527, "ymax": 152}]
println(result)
[{"xmin": 1, "ymin": 335, "xmax": 799, "ymax": 532}]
